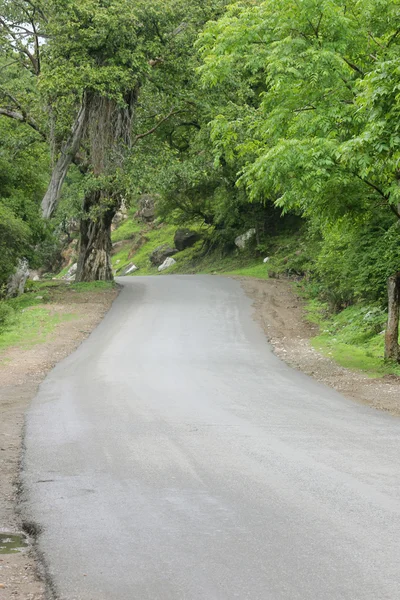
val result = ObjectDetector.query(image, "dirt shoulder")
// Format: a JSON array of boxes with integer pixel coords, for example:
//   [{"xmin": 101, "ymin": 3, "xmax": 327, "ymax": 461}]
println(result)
[
  {"xmin": 0, "ymin": 284, "xmax": 118, "ymax": 599},
  {"xmin": 239, "ymin": 276, "xmax": 400, "ymax": 415}
]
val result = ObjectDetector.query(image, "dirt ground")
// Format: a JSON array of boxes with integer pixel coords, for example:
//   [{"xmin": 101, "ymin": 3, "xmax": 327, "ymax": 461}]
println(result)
[
  {"xmin": 0, "ymin": 285, "xmax": 118, "ymax": 600},
  {"xmin": 240, "ymin": 276, "xmax": 400, "ymax": 415}
]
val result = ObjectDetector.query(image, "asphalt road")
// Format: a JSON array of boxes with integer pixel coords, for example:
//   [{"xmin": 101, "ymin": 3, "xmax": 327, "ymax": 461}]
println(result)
[{"xmin": 23, "ymin": 276, "xmax": 400, "ymax": 600}]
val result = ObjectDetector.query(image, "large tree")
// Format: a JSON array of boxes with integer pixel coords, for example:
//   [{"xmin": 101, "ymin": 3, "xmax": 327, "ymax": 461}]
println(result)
[
  {"xmin": 198, "ymin": 0, "xmax": 400, "ymax": 361},
  {"xmin": 0, "ymin": 0, "xmax": 228, "ymax": 281}
]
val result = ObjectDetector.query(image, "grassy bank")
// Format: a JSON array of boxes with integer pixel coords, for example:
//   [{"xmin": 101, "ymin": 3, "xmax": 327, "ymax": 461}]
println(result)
[
  {"xmin": 0, "ymin": 281, "xmax": 115, "ymax": 354},
  {"xmin": 305, "ymin": 300, "xmax": 400, "ymax": 378}
]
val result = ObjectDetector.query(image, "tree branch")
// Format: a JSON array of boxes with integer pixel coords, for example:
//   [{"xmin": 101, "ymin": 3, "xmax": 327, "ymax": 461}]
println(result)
[
  {"xmin": 342, "ymin": 57, "xmax": 365, "ymax": 76},
  {"xmin": 132, "ymin": 109, "xmax": 183, "ymax": 144},
  {"xmin": 0, "ymin": 106, "xmax": 46, "ymax": 139}
]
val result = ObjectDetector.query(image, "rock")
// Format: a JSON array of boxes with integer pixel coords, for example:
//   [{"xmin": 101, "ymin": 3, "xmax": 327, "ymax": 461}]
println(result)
[
  {"xmin": 64, "ymin": 262, "xmax": 77, "ymax": 281},
  {"xmin": 35, "ymin": 296, "xmax": 44, "ymax": 300},
  {"xmin": 158, "ymin": 257, "xmax": 176, "ymax": 272},
  {"xmin": 149, "ymin": 244, "xmax": 178, "ymax": 266},
  {"xmin": 136, "ymin": 194, "xmax": 157, "ymax": 222},
  {"xmin": 112, "ymin": 203, "xmax": 128, "ymax": 228},
  {"xmin": 263, "ymin": 257, "xmax": 270, "ymax": 263},
  {"xmin": 6, "ymin": 259, "xmax": 29, "ymax": 298},
  {"xmin": 29, "ymin": 270, "xmax": 41, "ymax": 281},
  {"xmin": 235, "ymin": 228, "xmax": 256, "ymax": 250},
  {"xmin": 115, "ymin": 260, "xmax": 121, "ymax": 265},
  {"xmin": 121, "ymin": 264, "xmax": 139, "ymax": 276},
  {"xmin": 174, "ymin": 228, "xmax": 201, "ymax": 251}
]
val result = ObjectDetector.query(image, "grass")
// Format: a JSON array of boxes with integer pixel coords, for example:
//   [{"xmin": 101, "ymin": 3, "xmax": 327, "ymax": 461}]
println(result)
[
  {"xmin": 0, "ymin": 280, "xmax": 115, "ymax": 354},
  {"xmin": 222, "ymin": 262, "xmax": 270, "ymax": 279},
  {"xmin": 111, "ymin": 220, "xmax": 206, "ymax": 276},
  {"xmin": 0, "ymin": 306, "xmax": 77, "ymax": 352},
  {"xmin": 305, "ymin": 301, "xmax": 400, "ymax": 378},
  {"xmin": 111, "ymin": 213, "xmax": 143, "ymax": 243}
]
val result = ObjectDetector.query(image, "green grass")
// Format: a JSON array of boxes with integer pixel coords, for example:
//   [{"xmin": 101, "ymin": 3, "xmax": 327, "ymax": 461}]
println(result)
[
  {"xmin": 0, "ymin": 280, "xmax": 115, "ymax": 354},
  {"xmin": 54, "ymin": 263, "xmax": 71, "ymax": 279},
  {"xmin": 111, "ymin": 213, "xmax": 142, "ymax": 243},
  {"xmin": 306, "ymin": 301, "xmax": 400, "ymax": 378},
  {"xmin": 111, "ymin": 221, "xmax": 206, "ymax": 276},
  {"xmin": 222, "ymin": 262, "xmax": 270, "ymax": 279},
  {"xmin": 0, "ymin": 306, "xmax": 77, "ymax": 352}
]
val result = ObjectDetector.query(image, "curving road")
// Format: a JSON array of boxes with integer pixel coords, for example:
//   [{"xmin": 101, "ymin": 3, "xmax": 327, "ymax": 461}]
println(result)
[{"xmin": 23, "ymin": 276, "xmax": 400, "ymax": 600}]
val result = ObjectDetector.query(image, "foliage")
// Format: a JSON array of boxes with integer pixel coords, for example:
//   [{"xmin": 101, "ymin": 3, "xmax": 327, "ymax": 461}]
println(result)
[{"xmin": 310, "ymin": 302, "xmax": 400, "ymax": 377}]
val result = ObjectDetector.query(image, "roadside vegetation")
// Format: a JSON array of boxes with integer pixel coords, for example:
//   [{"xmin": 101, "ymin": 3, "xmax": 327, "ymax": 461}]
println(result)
[
  {"xmin": 0, "ymin": 281, "xmax": 115, "ymax": 354},
  {"xmin": 1, "ymin": 0, "xmax": 399, "ymax": 375}
]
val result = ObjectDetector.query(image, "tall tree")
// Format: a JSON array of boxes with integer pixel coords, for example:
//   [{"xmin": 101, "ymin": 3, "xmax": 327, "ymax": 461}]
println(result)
[{"xmin": 198, "ymin": 0, "xmax": 400, "ymax": 361}]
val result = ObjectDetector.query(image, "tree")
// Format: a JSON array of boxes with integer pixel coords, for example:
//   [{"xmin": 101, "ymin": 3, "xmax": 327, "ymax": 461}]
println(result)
[
  {"xmin": 0, "ymin": 0, "xmax": 229, "ymax": 280},
  {"xmin": 198, "ymin": 0, "xmax": 400, "ymax": 361}
]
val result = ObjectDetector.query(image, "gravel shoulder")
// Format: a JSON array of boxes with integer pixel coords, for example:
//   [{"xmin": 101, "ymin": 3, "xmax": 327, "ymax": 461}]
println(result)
[
  {"xmin": 0, "ymin": 285, "xmax": 118, "ymax": 599},
  {"xmin": 239, "ymin": 276, "xmax": 400, "ymax": 415}
]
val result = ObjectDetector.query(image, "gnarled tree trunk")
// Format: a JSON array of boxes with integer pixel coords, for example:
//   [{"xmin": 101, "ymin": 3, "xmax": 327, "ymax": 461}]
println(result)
[
  {"xmin": 74, "ymin": 90, "xmax": 138, "ymax": 281},
  {"xmin": 75, "ymin": 190, "xmax": 115, "ymax": 282},
  {"xmin": 384, "ymin": 272, "xmax": 400, "ymax": 363}
]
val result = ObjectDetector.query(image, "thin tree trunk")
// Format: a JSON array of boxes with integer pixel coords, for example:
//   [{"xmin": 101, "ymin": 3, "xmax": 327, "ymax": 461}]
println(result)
[
  {"xmin": 384, "ymin": 272, "xmax": 400, "ymax": 362},
  {"xmin": 75, "ymin": 190, "xmax": 115, "ymax": 282},
  {"xmin": 41, "ymin": 100, "xmax": 87, "ymax": 218}
]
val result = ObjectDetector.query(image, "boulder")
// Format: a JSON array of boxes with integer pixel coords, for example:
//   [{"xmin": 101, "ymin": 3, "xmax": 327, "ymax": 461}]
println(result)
[
  {"xmin": 64, "ymin": 262, "xmax": 77, "ymax": 281},
  {"xmin": 174, "ymin": 228, "xmax": 201, "ymax": 251},
  {"xmin": 6, "ymin": 259, "xmax": 29, "ymax": 298},
  {"xmin": 121, "ymin": 263, "xmax": 139, "ymax": 276},
  {"xmin": 29, "ymin": 270, "xmax": 41, "ymax": 281},
  {"xmin": 136, "ymin": 194, "xmax": 157, "ymax": 222},
  {"xmin": 158, "ymin": 257, "xmax": 176, "ymax": 272},
  {"xmin": 235, "ymin": 228, "xmax": 256, "ymax": 250},
  {"xmin": 149, "ymin": 244, "xmax": 178, "ymax": 266}
]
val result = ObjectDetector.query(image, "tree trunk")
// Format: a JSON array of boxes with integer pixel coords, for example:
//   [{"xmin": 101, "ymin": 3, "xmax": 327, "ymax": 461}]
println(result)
[
  {"xmin": 384, "ymin": 272, "xmax": 400, "ymax": 362},
  {"xmin": 75, "ymin": 190, "xmax": 115, "ymax": 282},
  {"xmin": 41, "ymin": 100, "xmax": 87, "ymax": 218}
]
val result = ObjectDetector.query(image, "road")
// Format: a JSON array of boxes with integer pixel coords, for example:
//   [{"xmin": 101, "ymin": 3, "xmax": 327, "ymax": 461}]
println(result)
[{"xmin": 23, "ymin": 276, "xmax": 400, "ymax": 600}]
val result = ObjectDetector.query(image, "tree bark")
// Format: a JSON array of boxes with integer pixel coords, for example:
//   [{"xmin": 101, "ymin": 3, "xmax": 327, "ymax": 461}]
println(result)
[
  {"xmin": 41, "ymin": 100, "xmax": 87, "ymax": 218},
  {"xmin": 75, "ymin": 190, "xmax": 115, "ymax": 282},
  {"xmin": 384, "ymin": 272, "xmax": 400, "ymax": 362}
]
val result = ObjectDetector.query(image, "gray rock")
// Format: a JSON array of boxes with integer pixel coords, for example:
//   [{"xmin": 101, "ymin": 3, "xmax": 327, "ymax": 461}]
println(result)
[
  {"xmin": 149, "ymin": 244, "xmax": 178, "ymax": 267},
  {"xmin": 263, "ymin": 257, "xmax": 270, "ymax": 263},
  {"xmin": 174, "ymin": 229, "xmax": 201, "ymax": 251},
  {"xmin": 6, "ymin": 259, "xmax": 29, "ymax": 298},
  {"xmin": 235, "ymin": 228, "xmax": 256, "ymax": 250},
  {"xmin": 121, "ymin": 264, "xmax": 139, "ymax": 276},
  {"xmin": 136, "ymin": 195, "xmax": 157, "ymax": 222},
  {"xmin": 158, "ymin": 257, "xmax": 176, "ymax": 272},
  {"xmin": 29, "ymin": 270, "xmax": 41, "ymax": 281},
  {"xmin": 64, "ymin": 263, "xmax": 77, "ymax": 281}
]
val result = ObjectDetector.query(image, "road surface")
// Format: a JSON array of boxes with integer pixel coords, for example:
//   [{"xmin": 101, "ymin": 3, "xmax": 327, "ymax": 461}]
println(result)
[{"xmin": 23, "ymin": 276, "xmax": 400, "ymax": 600}]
